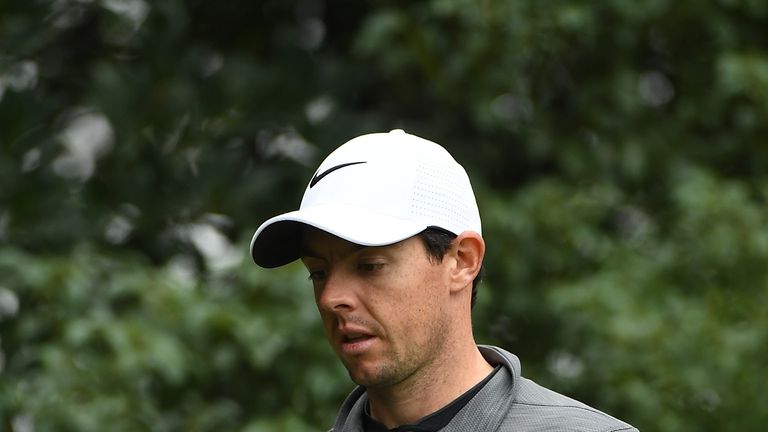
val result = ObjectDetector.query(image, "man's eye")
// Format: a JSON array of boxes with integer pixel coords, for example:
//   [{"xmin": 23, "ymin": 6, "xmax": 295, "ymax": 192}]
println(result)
[
  {"xmin": 308, "ymin": 270, "xmax": 326, "ymax": 281},
  {"xmin": 358, "ymin": 263, "xmax": 385, "ymax": 273}
]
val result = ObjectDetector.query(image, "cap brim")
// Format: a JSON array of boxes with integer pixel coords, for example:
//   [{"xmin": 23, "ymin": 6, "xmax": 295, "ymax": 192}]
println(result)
[{"xmin": 250, "ymin": 205, "xmax": 428, "ymax": 268}]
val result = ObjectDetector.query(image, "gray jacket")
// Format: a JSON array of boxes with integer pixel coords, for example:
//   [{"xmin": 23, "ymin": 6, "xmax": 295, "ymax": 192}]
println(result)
[{"xmin": 329, "ymin": 345, "xmax": 639, "ymax": 431}]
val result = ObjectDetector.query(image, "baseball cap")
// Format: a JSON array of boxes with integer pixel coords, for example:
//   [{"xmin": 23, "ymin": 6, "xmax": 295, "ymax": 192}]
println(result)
[{"xmin": 250, "ymin": 129, "xmax": 482, "ymax": 268}]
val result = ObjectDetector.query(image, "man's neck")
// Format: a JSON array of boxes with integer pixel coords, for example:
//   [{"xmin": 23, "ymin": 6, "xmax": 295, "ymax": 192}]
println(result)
[{"xmin": 366, "ymin": 343, "xmax": 493, "ymax": 429}]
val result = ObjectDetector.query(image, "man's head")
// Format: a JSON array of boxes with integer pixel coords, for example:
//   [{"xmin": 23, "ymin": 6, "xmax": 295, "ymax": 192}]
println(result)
[
  {"xmin": 250, "ymin": 130, "xmax": 485, "ymax": 386},
  {"xmin": 300, "ymin": 226, "xmax": 483, "ymax": 387}
]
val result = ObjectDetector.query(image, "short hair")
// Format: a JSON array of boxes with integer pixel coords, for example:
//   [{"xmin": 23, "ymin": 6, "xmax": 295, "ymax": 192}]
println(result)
[{"xmin": 417, "ymin": 227, "xmax": 483, "ymax": 308}]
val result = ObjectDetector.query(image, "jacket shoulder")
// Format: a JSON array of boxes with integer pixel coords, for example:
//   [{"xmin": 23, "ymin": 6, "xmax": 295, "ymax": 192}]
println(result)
[{"xmin": 498, "ymin": 377, "xmax": 638, "ymax": 431}]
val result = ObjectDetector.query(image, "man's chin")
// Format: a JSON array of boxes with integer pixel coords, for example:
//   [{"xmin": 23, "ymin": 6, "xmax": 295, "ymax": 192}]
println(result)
[
  {"xmin": 344, "ymin": 363, "xmax": 378, "ymax": 386},
  {"xmin": 344, "ymin": 361, "xmax": 401, "ymax": 389},
  {"xmin": 349, "ymin": 372, "xmax": 387, "ymax": 388}
]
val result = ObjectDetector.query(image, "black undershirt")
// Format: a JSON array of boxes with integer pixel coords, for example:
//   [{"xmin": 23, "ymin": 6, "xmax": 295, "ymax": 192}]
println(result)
[{"xmin": 362, "ymin": 365, "xmax": 501, "ymax": 432}]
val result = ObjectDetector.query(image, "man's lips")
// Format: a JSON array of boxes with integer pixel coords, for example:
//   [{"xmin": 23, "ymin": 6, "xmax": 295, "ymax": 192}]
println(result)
[
  {"xmin": 338, "ymin": 324, "xmax": 375, "ymax": 339},
  {"xmin": 337, "ymin": 327, "xmax": 377, "ymax": 355}
]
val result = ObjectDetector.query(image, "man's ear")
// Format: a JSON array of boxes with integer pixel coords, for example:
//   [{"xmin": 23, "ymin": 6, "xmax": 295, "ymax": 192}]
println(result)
[{"xmin": 448, "ymin": 231, "xmax": 485, "ymax": 294}]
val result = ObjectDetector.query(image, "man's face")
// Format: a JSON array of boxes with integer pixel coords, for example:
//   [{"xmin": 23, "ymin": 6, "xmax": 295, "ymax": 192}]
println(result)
[{"xmin": 300, "ymin": 228, "xmax": 453, "ymax": 388}]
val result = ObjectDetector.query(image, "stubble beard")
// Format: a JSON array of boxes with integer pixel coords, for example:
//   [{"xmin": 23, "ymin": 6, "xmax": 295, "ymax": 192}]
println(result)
[{"xmin": 344, "ymin": 309, "xmax": 451, "ymax": 389}]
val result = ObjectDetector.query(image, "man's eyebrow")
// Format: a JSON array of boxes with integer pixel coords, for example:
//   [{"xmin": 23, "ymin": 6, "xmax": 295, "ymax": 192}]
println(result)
[{"xmin": 299, "ymin": 244, "xmax": 321, "ymax": 258}]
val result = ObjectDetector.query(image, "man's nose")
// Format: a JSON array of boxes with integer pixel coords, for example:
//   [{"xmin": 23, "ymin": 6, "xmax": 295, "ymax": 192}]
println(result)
[{"xmin": 316, "ymin": 270, "xmax": 357, "ymax": 313}]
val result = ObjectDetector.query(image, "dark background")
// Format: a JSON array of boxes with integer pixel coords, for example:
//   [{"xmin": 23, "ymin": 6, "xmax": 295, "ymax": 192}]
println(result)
[{"xmin": 1, "ymin": 1, "xmax": 767, "ymax": 430}]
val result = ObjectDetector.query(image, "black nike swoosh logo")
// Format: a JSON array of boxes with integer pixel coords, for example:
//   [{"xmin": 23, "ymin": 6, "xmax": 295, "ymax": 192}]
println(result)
[{"xmin": 309, "ymin": 161, "xmax": 367, "ymax": 188}]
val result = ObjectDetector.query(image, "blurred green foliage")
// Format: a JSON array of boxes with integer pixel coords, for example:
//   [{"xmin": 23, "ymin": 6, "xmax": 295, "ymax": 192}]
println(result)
[{"xmin": 1, "ymin": 0, "xmax": 767, "ymax": 430}]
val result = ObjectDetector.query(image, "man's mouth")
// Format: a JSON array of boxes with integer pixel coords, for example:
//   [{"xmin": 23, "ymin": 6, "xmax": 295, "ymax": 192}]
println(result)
[
  {"xmin": 343, "ymin": 333, "xmax": 373, "ymax": 342},
  {"xmin": 338, "ymin": 330, "xmax": 376, "ymax": 355}
]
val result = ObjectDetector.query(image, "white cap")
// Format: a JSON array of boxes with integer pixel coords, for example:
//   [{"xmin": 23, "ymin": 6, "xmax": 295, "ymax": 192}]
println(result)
[{"xmin": 250, "ymin": 129, "xmax": 482, "ymax": 267}]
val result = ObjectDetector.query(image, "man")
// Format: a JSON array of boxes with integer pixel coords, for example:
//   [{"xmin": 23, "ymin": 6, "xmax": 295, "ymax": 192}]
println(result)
[{"xmin": 250, "ymin": 130, "xmax": 638, "ymax": 431}]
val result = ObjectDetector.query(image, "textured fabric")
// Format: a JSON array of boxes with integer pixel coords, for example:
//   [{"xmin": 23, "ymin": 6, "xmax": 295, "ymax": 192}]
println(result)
[{"xmin": 329, "ymin": 345, "xmax": 639, "ymax": 432}]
